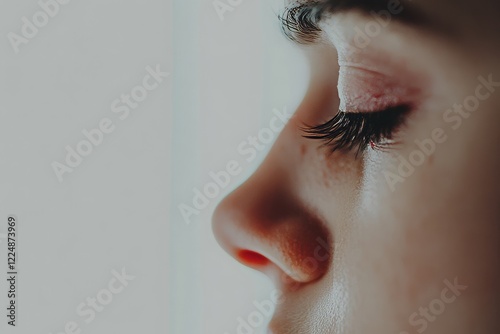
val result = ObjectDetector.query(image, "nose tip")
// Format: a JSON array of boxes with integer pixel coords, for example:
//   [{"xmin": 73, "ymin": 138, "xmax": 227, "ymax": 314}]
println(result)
[{"xmin": 212, "ymin": 185, "xmax": 332, "ymax": 287}]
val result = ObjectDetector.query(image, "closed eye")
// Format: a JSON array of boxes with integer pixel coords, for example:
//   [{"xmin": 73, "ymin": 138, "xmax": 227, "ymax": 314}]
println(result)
[{"xmin": 302, "ymin": 105, "xmax": 411, "ymax": 156}]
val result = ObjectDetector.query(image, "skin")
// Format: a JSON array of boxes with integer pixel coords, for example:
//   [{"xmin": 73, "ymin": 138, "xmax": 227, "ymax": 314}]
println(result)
[{"xmin": 212, "ymin": 0, "xmax": 500, "ymax": 333}]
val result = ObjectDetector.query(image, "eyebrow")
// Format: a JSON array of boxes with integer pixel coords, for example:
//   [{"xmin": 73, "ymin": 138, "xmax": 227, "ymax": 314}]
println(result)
[{"xmin": 280, "ymin": 0, "xmax": 425, "ymax": 44}]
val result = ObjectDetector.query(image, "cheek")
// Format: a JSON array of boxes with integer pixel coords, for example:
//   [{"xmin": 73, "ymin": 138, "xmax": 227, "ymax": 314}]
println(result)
[
  {"xmin": 316, "ymin": 148, "xmax": 363, "ymax": 189},
  {"xmin": 295, "ymin": 140, "xmax": 365, "ymax": 223},
  {"xmin": 349, "ymin": 138, "xmax": 500, "ymax": 331}
]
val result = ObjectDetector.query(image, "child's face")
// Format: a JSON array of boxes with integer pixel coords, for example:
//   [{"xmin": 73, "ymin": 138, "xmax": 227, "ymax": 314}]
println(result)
[{"xmin": 213, "ymin": 1, "xmax": 500, "ymax": 333}]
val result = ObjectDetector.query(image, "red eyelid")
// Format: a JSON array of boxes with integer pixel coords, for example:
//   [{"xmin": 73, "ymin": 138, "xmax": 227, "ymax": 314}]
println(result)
[{"xmin": 337, "ymin": 65, "xmax": 422, "ymax": 113}]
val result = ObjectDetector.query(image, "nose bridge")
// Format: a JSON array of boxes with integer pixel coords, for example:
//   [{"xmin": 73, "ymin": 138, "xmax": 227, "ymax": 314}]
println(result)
[{"xmin": 212, "ymin": 150, "xmax": 332, "ymax": 285}]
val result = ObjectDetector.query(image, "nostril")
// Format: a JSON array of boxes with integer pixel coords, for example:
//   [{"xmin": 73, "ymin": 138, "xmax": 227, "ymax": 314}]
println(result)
[
  {"xmin": 237, "ymin": 250, "xmax": 270, "ymax": 267},
  {"xmin": 213, "ymin": 186, "xmax": 332, "ymax": 285}
]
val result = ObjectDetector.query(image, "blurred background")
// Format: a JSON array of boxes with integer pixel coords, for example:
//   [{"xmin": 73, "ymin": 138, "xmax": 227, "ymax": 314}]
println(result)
[
  {"xmin": 0, "ymin": 0, "xmax": 308, "ymax": 333},
  {"xmin": 170, "ymin": 1, "xmax": 308, "ymax": 333},
  {"xmin": 0, "ymin": 1, "xmax": 171, "ymax": 333}
]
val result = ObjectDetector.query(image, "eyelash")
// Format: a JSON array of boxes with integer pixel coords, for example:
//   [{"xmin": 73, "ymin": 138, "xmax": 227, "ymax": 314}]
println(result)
[
  {"xmin": 279, "ymin": 3, "xmax": 324, "ymax": 44},
  {"xmin": 279, "ymin": 1, "xmax": 400, "ymax": 44},
  {"xmin": 302, "ymin": 105, "xmax": 410, "ymax": 155}
]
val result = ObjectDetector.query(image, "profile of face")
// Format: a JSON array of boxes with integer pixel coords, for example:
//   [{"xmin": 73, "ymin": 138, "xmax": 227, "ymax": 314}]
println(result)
[{"xmin": 212, "ymin": 0, "xmax": 500, "ymax": 333}]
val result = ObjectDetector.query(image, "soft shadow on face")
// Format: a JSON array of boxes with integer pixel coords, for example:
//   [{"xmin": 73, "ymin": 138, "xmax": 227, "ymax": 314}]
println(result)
[{"xmin": 212, "ymin": 1, "xmax": 500, "ymax": 333}]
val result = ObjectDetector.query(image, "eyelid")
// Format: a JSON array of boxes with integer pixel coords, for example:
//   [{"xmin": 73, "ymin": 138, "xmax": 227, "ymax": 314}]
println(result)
[{"xmin": 338, "ymin": 65, "xmax": 421, "ymax": 113}]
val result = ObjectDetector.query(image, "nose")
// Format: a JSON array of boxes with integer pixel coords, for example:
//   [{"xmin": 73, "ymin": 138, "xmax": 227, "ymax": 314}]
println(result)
[{"xmin": 212, "ymin": 135, "xmax": 332, "ymax": 288}]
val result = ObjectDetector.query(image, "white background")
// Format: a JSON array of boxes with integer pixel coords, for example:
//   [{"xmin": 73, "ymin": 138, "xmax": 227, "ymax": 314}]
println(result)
[{"xmin": 0, "ymin": 0, "xmax": 309, "ymax": 333}]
